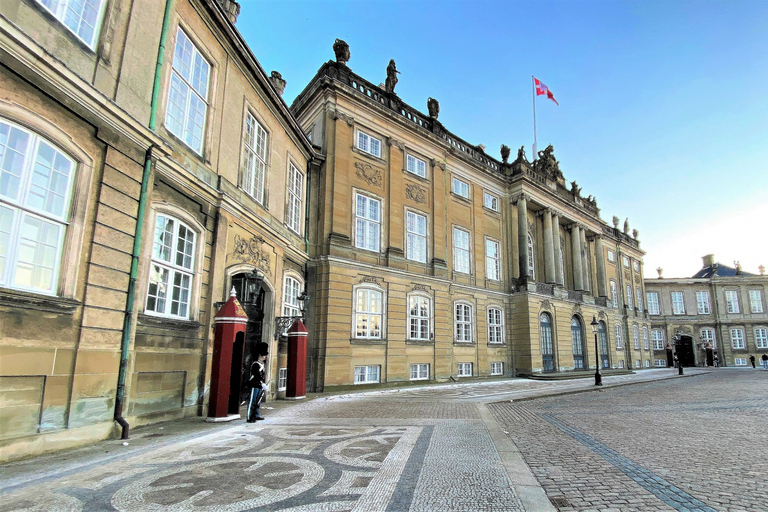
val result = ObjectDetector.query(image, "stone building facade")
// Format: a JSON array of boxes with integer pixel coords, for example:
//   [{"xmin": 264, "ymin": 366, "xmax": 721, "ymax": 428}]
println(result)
[
  {"xmin": 0, "ymin": 0, "xmax": 315, "ymax": 461},
  {"xmin": 644, "ymin": 255, "xmax": 768, "ymax": 368},
  {"xmin": 291, "ymin": 45, "xmax": 653, "ymax": 391}
]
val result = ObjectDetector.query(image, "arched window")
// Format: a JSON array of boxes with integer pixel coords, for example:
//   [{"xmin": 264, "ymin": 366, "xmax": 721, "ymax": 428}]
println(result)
[
  {"xmin": 0, "ymin": 119, "xmax": 76, "ymax": 295},
  {"xmin": 540, "ymin": 313, "xmax": 554, "ymax": 371},
  {"xmin": 488, "ymin": 306, "xmax": 504, "ymax": 344},
  {"xmin": 354, "ymin": 286, "xmax": 383, "ymax": 339},
  {"xmin": 571, "ymin": 316, "xmax": 584, "ymax": 369},
  {"xmin": 409, "ymin": 294, "xmax": 431, "ymax": 341},
  {"xmin": 643, "ymin": 327, "xmax": 650, "ymax": 350},
  {"xmin": 282, "ymin": 274, "xmax": 302, "ymax": 317},
  {"xmin": 145, "ymin": 214, "xmax": 197, "ymax": 319},
  {"xmin": 454, "ymin": 302, "xmax": 473, "ymax": 343},
  {"xmin": 527, "ymin": 233, "xmax": 535, "ymax": 280},
  {"xmin": 599, "ymin": 321, "xmax": 609, "ymax": 368}
]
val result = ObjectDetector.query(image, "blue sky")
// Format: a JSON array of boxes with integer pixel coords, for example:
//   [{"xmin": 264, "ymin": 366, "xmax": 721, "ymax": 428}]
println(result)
[{"xmin": 237, "ymin": 0, "xmax": 768, "ymax": 278}]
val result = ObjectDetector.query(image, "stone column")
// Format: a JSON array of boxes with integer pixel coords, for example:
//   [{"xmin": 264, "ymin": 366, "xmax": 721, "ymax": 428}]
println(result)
[
  {"xmin": 553, "ymin": 213, "xmax": 564, "ymax": 286},
  {"xmin": 543, "ymin": 209, "xmax": 555, "ymax": 284},
  {"xmin": 580, "ymin": 227, "xmax": 590, "ymax": 293},
  {"xmin": 594, "ymin": 235, "xmax": 607, "ymax": 298},
  {"xmin": 517, "ymin": 194, "xmax": 529, "ymax": 279},
  {"xmin": 571, "ymin": 223, "xmax": 583, "ymax": 291}
]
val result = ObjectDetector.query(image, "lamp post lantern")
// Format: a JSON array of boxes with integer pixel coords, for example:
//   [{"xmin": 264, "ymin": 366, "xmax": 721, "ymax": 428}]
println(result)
[{"xmin": 591, "ymin": 316, "xmax": 602, "ymax": 386}]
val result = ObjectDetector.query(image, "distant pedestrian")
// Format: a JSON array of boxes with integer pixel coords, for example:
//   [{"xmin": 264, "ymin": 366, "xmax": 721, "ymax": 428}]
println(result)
[
  {"xmin": 246, "ymin": 353, "xmax": 267, "ymax": 422},
  {"xmin": 673, "ymin": 354, "xmax": 679, "ymax": 368},
  {"xmin": 750, "ymin": 355, "xmax": 756, "ymax": 368},
  {"xmin": 713, "ymin": 355, "xmax": 719, "ymax": 368},
  {"xmin": 762, "ymin": 354, "xmax": 768, "ymax": 370}
]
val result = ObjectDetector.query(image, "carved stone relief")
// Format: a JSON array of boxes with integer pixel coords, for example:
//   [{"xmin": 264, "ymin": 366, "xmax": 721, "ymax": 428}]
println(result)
[
  {"xmin": 541, "ymin": 299, "xmax": 552, "ymax": 311},
  {"xmin": 355, "ymin": 162, "xmax": 383, "ymax": 188},
  {"xmin": 332, "ymin": 110, "xmax": 355, "ymax": 126},
  {"xmin": 359, "ymin": 276, "xmax": 383, "ymax": 286},
  {"xmin": 232, "ymin": 234, "xmax": 271, "ymax": 273},
  {"xmin": 405, "ymin": 183, "xmax": 427, "ymax": 204}
]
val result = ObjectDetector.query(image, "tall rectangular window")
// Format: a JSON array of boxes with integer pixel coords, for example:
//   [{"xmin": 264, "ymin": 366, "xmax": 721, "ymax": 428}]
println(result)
[
  {"xmin": 671, "ymin": 291, "xmax": 685, "ymax": 315},
  {"xmin": 483, "ymin": 192, "xmax": 499, "ymax": 212},
  {"xmin": 626, "ymin": 285, "xmax": 633, "ymax": 310},
  {"xmin": 647, "ymin": 292, "xmax": 660, "ymax": 315},
  {"xmin": 406, "ymin": 154, "xmax": 426, "ymax": 178},
  {"xmin": 355, "ymin": 194, "xmax": 381, "ymax": 252},
  {"xmin": 643, "ymin": 327, "xmax": 649, "ymax": 349},
  {"xmin": 485, "ymin": 239, "xmax": 501, "ymax": 281},
  {"xmin": 145, "ymin": 215, "xmax": 196, "ymax": 319},
  {"xmin": 700, "ymin": 328, "xmax": 716, "ymax": 349},
  {"xmin": 406, "ymin": 211, "xmax": 427, "ymax": 263},
  {"xmin": 453, "ymin": 228, "xmax": 470, "ymax": 274},
  {"xmin": 241, "ymin": 113, "xmax": 268, "ymax": 204},
  {"xmin": 611, "ymin": 280, "xmax": 619, "ymax": 309},
  {"xmin": 356, "ymin": 130, "xmax": 381, "ymax": 158},
  {"xmin": 696, "ymin": 291, "xmax": 711, "ymax": 314},
  {"xmin": 451, "ymin": 177, "xmax": 469, "ymax": 199},
  {"xmin": 36, "ymin": 0, "xmax": 105, "ymax": 48},
  {"xmin": 615, "ymin": 324, "xmax": 623, "ymax": 349},
  {"xmin": 636, "ymin": 288, "xmax": 643, "ymax": 312},
  {"xmin": 282, "ymin": 275, "xmax": 301, "ymax": 317},
  {"xmin": 354, "ymin": 288, "xmax": 382, "ymax": 339},
  {"xmin": 0, "ymin": 120, "xmax": 75, "ymax": 295},
  {"xmin": 725, "ymin": 290, "xmax": 740, "ymax": 314},
  {"xmin": 408, "ymin": 295, "xmax": 430, "ymax": 341},
  {"xmin": 607, "ymin": 250, "xmax": 615, "ymax": 263},
  {"xmin": 487, "ymin": 307, "xmax": 503, "ymax": 344},
  {"xmin": 633, "ymin": 325, "xmax": 640, "ymax": 350},
  {"xmin": 457, "ymin": 362, "xmax": 473, "ymax": 377},
  {"xmin": 277, "ymin": 368, "xmax": 287, "ymax": 390},
  {"xmin": 454, "ymin": 303, "xmax": 473, "ymax": 343},
  {"xmin": 755, "ymin": 328, "xmax": 768, "ymax": 349},
  {"xmin": 166, "ymin": 28, "xmax": 210, "ymax": 154},
  {"xmin": 749, "ymin": 290, "xmax": 764, "ymax": 313},
  {"xmin": 286, "ymin": 163, "xmax": 303, "ymax": 233},
  {"xmin": 410, "ymin": 363, "xmax": 429, "ymax": 380},
  {"xmin": 730, "ymin": 328, "xmax": 745, "ymax": 349},
  {"xmin": 651, "ymin": 329, "xmax": 664, "ymax": 350}
]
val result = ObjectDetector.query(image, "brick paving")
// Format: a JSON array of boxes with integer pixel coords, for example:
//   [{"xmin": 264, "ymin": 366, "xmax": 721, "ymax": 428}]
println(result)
[{"xmin": 489, "ymin": 369, "xmax": 768, "ymax": 511}]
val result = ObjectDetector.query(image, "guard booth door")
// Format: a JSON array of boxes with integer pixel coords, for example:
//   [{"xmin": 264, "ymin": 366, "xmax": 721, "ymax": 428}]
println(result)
[
  {"xmin": 675, "ymin": 335, "xmax": 695, "ymax": 367},
  {"xmin": 231, "ymin": 272, "xmax": 266, "ymax": 399}
]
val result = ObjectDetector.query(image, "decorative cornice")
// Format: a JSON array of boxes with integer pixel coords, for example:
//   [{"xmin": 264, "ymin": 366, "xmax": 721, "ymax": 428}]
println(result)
[
  {"xmin": 332, "ymin": 109, "xmax": 355, "ymax": 126},
  {"xmin": 431, "ymin": 159, "xmax": 447, "ymax": 171},
  {"xmin": 386, "ymin": 137, "xmax": 405, "ymax": 150}
]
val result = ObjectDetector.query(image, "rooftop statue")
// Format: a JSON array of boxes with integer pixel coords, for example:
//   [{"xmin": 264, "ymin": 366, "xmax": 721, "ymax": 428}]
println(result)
[
  {"xmin": 612, "ymin": 216, "xmax": 620, "ymax": 228},
  {"xmin": 385, "ymin": 59, "xmax": 400, "ymax": 94},
  {"xmin": 570, "ymin": 180, "xmax": 581, "ymax": 197},
  {"xmin": 623, "ymin": 218, "xmax": 630, "ymax": 234},
  {"xmin": 500, "ymin": 144, "xmax": 511, "ymax": 164},
  {"xmin": 333, "ymin": 39, "xmax": 350, "ymax": 65},
  {"xmin": 536, "ymin": 144, "xmax": 563, "ymax": 180},
  {"xmin": 517, "ymin": 145, "xmax": 526, "ymax": 162},
  {"xmin": 427, "ymin": 97, "xmax": 439, "ymax": 119}
]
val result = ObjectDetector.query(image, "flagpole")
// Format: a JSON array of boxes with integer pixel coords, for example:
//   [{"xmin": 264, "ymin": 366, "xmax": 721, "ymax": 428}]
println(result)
[{"xmin": 531, "ymin": 75, "xmax": 538, "ymax": 159}]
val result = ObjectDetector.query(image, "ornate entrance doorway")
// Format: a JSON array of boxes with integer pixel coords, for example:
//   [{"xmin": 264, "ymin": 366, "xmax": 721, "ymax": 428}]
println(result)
[
  {"xmin": 675, "ymin": 334, "xmax": 695, "ymax": 367},
  {"xmin": 231, "ymin": 271, "xmax": 268, "ymax": 396}
]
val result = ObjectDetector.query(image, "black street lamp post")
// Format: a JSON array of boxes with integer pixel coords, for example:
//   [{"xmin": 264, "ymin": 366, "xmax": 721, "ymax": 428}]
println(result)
[{"xmin": 591, "ymin": 316, "xmax": 602, "ymax": 386}]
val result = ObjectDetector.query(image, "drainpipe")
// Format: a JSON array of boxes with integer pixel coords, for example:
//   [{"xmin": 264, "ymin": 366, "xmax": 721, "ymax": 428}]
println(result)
[{"xmin": 115, "ymin": 0, "xmax": 174, "ymax": 439}]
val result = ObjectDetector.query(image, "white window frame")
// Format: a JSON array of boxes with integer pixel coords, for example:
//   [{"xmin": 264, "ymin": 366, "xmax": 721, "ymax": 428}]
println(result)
[
  {"xmin": 696, "ymin": 291, "xmax": 711, "ymax": 315},
  {"xmin": 730, "ymin": 328, "xmax": 745, "ymax": 349},
  {"xmin": 652, "ymin": 329, "xmax": 664, "ymax": 350},
  {"xmin": 633, "ymin": 325, "xmax": 640, "ymax": 350},
  {"xmin": 635, "ymin": 360, "xmax": 641, "ymax": 368},
  {"xmin": 725, "ymin": 290, "xmax": 740, "ymax": 314},
  {"xmin": 615, "ymin": 324, "xmax": 624, "ymax": 349},
  {"xmin": 0, "ymin": 120, "xmax": 76, "ymax": 295},
  {"xmin": 354, "ymin": 365, "xmax": 381, "ymax": 384},
  {"xmin": 483, "ymin": 192, "xmax": 499, "ymax": 212},
  {"xmin": 457, "ymin": 362, "xmax": 473, "ymax": 377},
  {"xmin": 622, "ymin": 255, "xmax": 630, "ymax": 268},
  {"xmin": 454, "ymin": 302, "xmax": 473, "ymax": 343},
  {"xmin": 749, "ymin": 290, "xmax": 764, "ymax": 314},
  {"xmin": 282, "ymin": 274, "xmax": 302, "ymax": 318},
  {"xmin": 490, "ymin": 362, "xmax": 503, "ymax": 376},
  {"xmin": 700, "ymin": 327, "xmax": 716, "ymax": 349},
  {"xmin": 353, "ymin": 286, "xmax": 384, "ymax": 339},
  {"xmin": 755, "ymin": 327, "xmax": 768, "ymax": 349},
  {"xmin": 453, "ymin": 227, "xmax": 470, "ymax": 274},
  {"xmin": 633, "ymin": 260, "xmax": 640, "ymax": 272},
  {"xmin": 35, "ymin": 0, "xmax": 106, "ymax": 48},
  {"xmin": 671, "ymin": 291, "xmax": 685, "ymax": 315},
  {"xmin": 647, "ymin": 292, "xmax": 660, "ymax": 315},
  {"xmin": 618, "ymin": 360, "xmax": 625, "ymax": 369},
  {"xmin": 406, "ymin": 210, "xmax": 427, "ymax": 263},
  {"xmin": 607, "ymin": 250, "xmax": 615, "ymax": 263},
  {"xmin": 527, "ymin": 233, "xmax": 535, "ymax": 280},
  {"xmin": 145, "ymin": 214, "xmax": 197, "ymax": 319},
  {"xmin": 734, "ymin": 358, "xmax": 747, "ymax": 366},
  {"xmin": 165, "ymin": 28, "xmax": 210, "ymax": 154},
  {"xmin": 408, "ymin": 294, "xmax": 431, "ymax": 341},
  {"xmin": 451, "ymin": 176, "xmax": 470, "ymax": 199},
  {"xmin": 356, "ymin": 129, "xmax": 381, "ymax": 158},
  {"xmin": 487, "ymin": 306, "xmax": 504, "ymax": 344},
  {"xmin": 611, "ymin": 280, "xmax": 619, "ymax": 309},
  {"xmin": 485, "ymin": 238, "xmax": 501, "ymax": 281},
  {"xmin": 355, "ymin": 192, "xmax": 381, "ymax": 252},
  {"xmin": 654, "ymin": 359, "xmax": 667, "ymax": 367},
  {"xmin": 410, "ymin": 363, "xmax": 429, "ymax": 381},
  {"xmin": 406, "ymin": 154, "xmax": 426, "ymax": 178},
  {"xmin": 626, "ymin": 284, "xmax": 633, "ymax": 310},
  {"xmin": 636, "ymin": 287, "xmax": 643, "ymax": 312},
  {"xmin": 643, "ymin": 327, "xmax": 649, "ymax": 350},
  {"xmin": 286, "ymin": 162, "xmax": 303, "ymax": 234},
  {"xmin": 242, "ymin": 112, "xmax": 268, "ymax": 204},
  {"xmin": 277, "ymin": 368, "xmax": 287, "ymax": 391}
]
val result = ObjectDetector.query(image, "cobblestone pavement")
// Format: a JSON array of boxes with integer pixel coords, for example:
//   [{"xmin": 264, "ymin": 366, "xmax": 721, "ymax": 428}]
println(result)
[
  {"xmin": 489, "ymin": 369, "xmax": 768, "ymax": 511},
  {"xmin": 2, "ymin": 368, "xmax": 757, "ymax": 511}
]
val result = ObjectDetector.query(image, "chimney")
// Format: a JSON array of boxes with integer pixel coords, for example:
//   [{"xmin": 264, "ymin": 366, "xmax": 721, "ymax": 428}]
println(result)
[
  {"xmin": 269, "ymin": 71, "xmax": 286, "ymax": 96},
  {"xmin": 216, "ymin": 0, "xmax": 241, "ymax": 24},
  {"xmin": 702, "ymin": 254, "xmax": 715, "ymax": 267}
]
